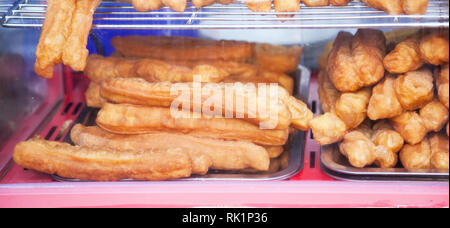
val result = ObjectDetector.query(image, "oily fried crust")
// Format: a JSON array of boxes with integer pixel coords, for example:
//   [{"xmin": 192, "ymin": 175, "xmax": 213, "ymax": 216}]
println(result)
[
  {"xmin": 367, "ymin": 76, "xmax": 404, "ymax": 120},
  {"xmin": 84, "ymin": 54, "xmax": 229, "ymax": 84},
  {"xmin": 384, "ymin": 36, "xmax": 424, "ymax": 74},
  {"xmin": 13, "ymin": 136, "xmax": 192, "ymax": 181},
  {"xmin": 419, "ymin": 31, "xmax": 449, "ymax": 66},
  {"xmin": 327, "ymin": 30, "xmax": 386, "ymax": 92},
  {"xmin": 246, "ymin": 0, "xmax": 272, "ymax": 12},
  {"xmin": 96, "ymin": 103, "xmax": 290, "ymax": 146},
  {"xmin": 436, "ymin": 64, "xmax": 449, "ymax": 109},
  {"xmin": 62, "ymin": 0, "xmax": 101, "ymax": 72},
  {"xmin": 361, "ymin": 0, "xmax": 403, "ymax": 15},
  {"xmin": 132, "ymin": 0, "xmax": 163, "ymax": 11},
  {"xmin": 429, "ymin": 133, "xmax": 449, "ymax": 170},
  {"xmin": 394, "ymin": 68, "xmax": 434, "ymax": 111},
  {"xmin": 402, "ymin": 0, "xmax": 429, "ymax": 15},
  {"xmin": 71, "ymin": 124, "xmax": 270, "ymax": 171},
  {"xmin": 99, "ymin": 77, "xmax": 295, "ymax": 130},
  {"xmin": 253, "ymin": 43, "xmax": 303, "ymax": 74},
  {"xmin": 34, "ymin": 0, "xmax": 76, "ymax": 79},
  {"xmin": 111, "ymin": 35, "xmax": 253, "ymax": 62},
  {"xmin": 85, "ymin": 82, "xmax": 106, "ymax": 108}
]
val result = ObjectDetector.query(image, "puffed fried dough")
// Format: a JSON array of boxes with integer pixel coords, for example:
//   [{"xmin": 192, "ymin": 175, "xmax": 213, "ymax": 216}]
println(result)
[
  {"xmin": 339, "ymin": 131, "xmax": 377, "ymax": 168},
  {"xmin": 85, "ymin": 82, "xmax": 106, "ymax": 108},
  {"xmin": 384, "ymin": 36, "xmax": 424, "ymax": 74},
  {"xmin": 84, "ymin": 54, "xmax": 229, "ymax": 84},
  {"xmin": 132, "ymin": 0, "xmax": 163, "ymax": 11},
  {"xmin": 274, "ymin": 0, "xmax": 300, "ymax": 17},
  {"xmin": 391, "ymin": 112, "xmax": 427, "ymax": 145},
  {"xmin": 265, "ymin": 146, "xmax": 284, "ymax": 158},
  {"xmin": 168, "ymin": 60, "xmax": 259, "ymax": 78},
  {"xmin": 372, "ymin": 120, "xmax": 404, "ymax": 154},
  {"xmin": 400, "ymin": 137, "xmax": 432, "ymax": 169},
  {"xmin": 222, "ymin": 71, "xmax": 294, "ymax": 95},
  {"xmin": 318, "ymin": 71, "xmax": 340, "ymax": 113},
  {"xmin": 419, "ymin": 31, "xmax": 449, "ymax": 66},
  {"xmin": 394, "ymin": 68, "xmax": 434, "ymax": 111},
  {"xmin": 34, "ymin": 0, "xmax": 76, "ymax": 79},
  {"xmin": 71, "ymin": 124, "xmax": 270, "ymax": 171},
  {"xmin": 327, "ymin": 30, "xmax": 386, "ymax": 92},
  {"xmin": 310, "ymin": 112, "xmax": 348, "ymax": 146},
  {"xmin": 334, "ymin": 88, "xmax": 371, "ymax": 129},
  {"xmin": 302, "ymin": 0, "xmax": 329, "ymax": 6},
  {"xmin": 429, "ymin": 133, "xmax": 449, "ymax": 170},
  {"xmin": 245, "ymin": 0, "xmax": 272, "ymax": 12},
  {"xmin": 162, "ymin": 0, "xmax": 187, "ymax": 12},
  {"xmin": 193, "ymin": 0, "xmax": 216, "ymax": 8},
  {"xmin": 253, "ymin": 43, "xmax": 303, "ymax": 74},
  {"xmin": 361, "ymin": 0, "xmax": 403, "ymax": 15},
  {"xmin": 329, "ymin": 0, "xmax": 351, "ymax": 6},
  {"xmin": 100, "ymin": 78, "xmax": 296, "ymax": 130},
  {"xmin": 437, "ymin": 64, "xmax": 449, "ymax": 109},
  {"xmin": 96, "ymin": 103, "xmax": 290, "ymax": 146},
  {"xmin": 367, "ymin": 76, "xmax": 404, "ymax": 120},
  {"xmin": 13, "ymin": 136, "xmax": 192, "ymax": 181},
  {"xmin": 402, "ymin": 0, "xmax": 429, "ymax": 15},
  {"xmin": 419, "ymin": 100, "xmax": 449, "ymax": 132},
  {"xmin": 62, "ymin": 0, "xmax": 101, "ymax": 72},
  {"xmin": 111, "ymin": 35, "xmax": 253, "ymax": 62}
]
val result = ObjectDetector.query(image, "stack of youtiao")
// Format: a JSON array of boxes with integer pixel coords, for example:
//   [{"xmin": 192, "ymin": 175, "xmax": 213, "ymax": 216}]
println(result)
[
  {"xmin": 13, "ymin": 36, "xmax": 313, "ymax": 181},
  {"xmin": 310, "ymin": 28, "xmax": 449, "ymax": 170}
]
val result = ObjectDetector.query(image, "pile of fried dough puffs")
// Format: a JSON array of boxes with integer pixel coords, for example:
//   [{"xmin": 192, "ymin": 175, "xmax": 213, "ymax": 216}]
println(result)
[
  {"xmin": 14, "ymin": 35, "xmax": 313, "ymax": 181},
  {"xmin": 312, "ymin": 28, "xmax": 449, "ymax": 170},
  {"xmin": 129, "ymin": 0, "xmax": 430, "ymax": 16}
]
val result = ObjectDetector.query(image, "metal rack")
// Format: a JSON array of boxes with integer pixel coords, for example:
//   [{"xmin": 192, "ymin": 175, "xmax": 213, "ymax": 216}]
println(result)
[
  {"xmin": 0, "ymin": 0, "xmax": 15, "ymax": 20},
  {"xmin": 1, "ymin": 0, "xmax": 449, "ymax": 29}
]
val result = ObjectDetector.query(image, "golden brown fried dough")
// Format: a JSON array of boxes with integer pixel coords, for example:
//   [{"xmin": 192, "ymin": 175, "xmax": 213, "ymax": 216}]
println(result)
[
  {"xmin": 253, "ymin": 43, "xmax": 303, "ymax": 74},
  {"xmin": 34, "ymin": 0, "xmax": 76, "ymax": 78},
  {"xmin": 361, "ymin": 0, "xmax": 403, "ymax": 15},
  {"xmin": 111, "ymin": 35, "xmax": 253, "ymax": 62},
  {"xmin": 265, "ymin": 146, "xmax": 284, "ymax": 159},
  {"xmin": 400, "ymin": 137, "xmax": 432, "ymax": 169},
  {"xmin": 402, "ymin": 0, "xmax": 429, "ymax": 15},
  {"xmin": 310, "ymin": 112, "xmax": 348, "ymax": 146},
  {"xmin": 246, "ymin": 0, "xmax": 272, "ymax": 12},
  {"xmin": 222, "ymin": 71, "xmax": 294, "ymax": 95},
  {"xmin": 162, "ymin": 0, "xmax": 187, "ymax": 12},
  {"xmin": 71, "ymin": 124, "xmax": 270, "ymax": 172},
  {"xmin": 274, "ymin": 0, "xmax": 300, "ymax": 17},
  {"xmin": 384, "ymin": 36, "xmax": 424, "ymax": 74},
  {"xmin": 391, "ymin": 112, "xmax": 428, "ymax": 145},
  {"xmin": 329, "ymin": 0, "xmax": 351, "ymax": 6},
  {"xmin": 419, "ymin": 31, "xmax": 449, "ymax": 66},
  {"xmin": 132, "ymin": 0, "xmax": 163, "ymax": 11},
  {"xmin": 419, "ymin": 100, "xmax": 449, "ymax": 133},
  {"xmin": 318, "ymin": 71, "xmax": 340, "ymax": 113},
  {"xmin": 436, "ymin": 64, "xmax": 449, "ymax": 109},
  {"xmin": 394, "ymin": 68, "xmax": 434, "ymax": 111},
  {"xmin": 62, "ymin": 0, "xmax": 101, "ymax": 72},
  {"xmin": 429, "ymin": 133, "xmax": 449, "ymax": 170},
  {"xmin": 372, "ymin": 120, "xmax": 404, "ymax": 154},
  {"xmin": 84, "ymin": 54, "xmax": 229, "ymax": 84},
  {"xmin": 339, "ymin": 131, "xmax": 377, "ymax": 168},
  {"xmin": 96, "ymin": 103, "xmax": 290, "ymax": 146},
  {"xmin": 334, "ymin": 88, "xmax": 371, "ymax": 129},
  {"xmin": 13, "ymin": 136, "xmax": 192, "ymax": 181},
  {"xmin": 99, "ymin": 77, "xmax": 312, "ymax": 130},
  {"xmin": 302, "ymin": 0, "xmax": 329, "ymax": 6},
  {"xmin": 368, "ymin": 76, "xmax": 404, "ymax": 120},
  {"xmin": 85, "ymin": 82, "xmax": 106, "ymax": 108},
  {"xmin": 327, "ymin": 30, "xmax": 386, "ymax": 92},
  {"xmin": 192, "ymin": 0, "xmax": 216, "ymax": 8}
]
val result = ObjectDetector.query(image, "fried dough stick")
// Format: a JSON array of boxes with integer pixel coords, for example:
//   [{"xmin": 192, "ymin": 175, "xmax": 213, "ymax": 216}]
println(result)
[
  {"xmin": 34, "ymin": 0, "xmax": 76, "ymax": 79},
  {"xmin": 253, "ymin": 43, "xmax": 303, "ymax": 74},
  {"xmin": 361, "ymin": 0, "xmax": 403, "ymax": 15},
  {"xmin": 85, "ymin": 82, "xmax": 106, "ymax": 108},
  {"xmin": 302, "ymin": 0, "xmax": 351, "ymax": 6},
  {"xmin": 111, "ymin": 35, "xmax": 253, "ymax": 62},
  {"xmin": 274, "ymin": 0, "xmax": 300, "ymax": 17},
  {"xmin": 84, "ymin": 54, "xmax": 229, "ymax": 83},
  {"xmin": 383, "ymin": 35, "xmax": 424, "ymax": 74},
  {"xmin": 246, "ymin": 0, "xmax": 272, "ymax": 12},
  {"xmin": 419, "ymin": 30, "xmax": 449, "ymax": 66},
  {"xmin": 310, "ymin": 72, "xmax": 371, "ymax": 145},
  {"xmin": 100, "ymin": 78, "xmax": 313, "ymax": 130},
  {"xmin": 368, "ymin": 68, "xmax": 435, "ymax": 120},
  {"xmin": 193, "ymin": 0, "xmax": 215, "ymax": 8},
  {"xmin": 436, "ymin": 63, "xmax": 449, "ymax": 109},
  {"xmin": 400, "ymin": 133, "xmax": 449, "ymax": 170},
  {"xmin": 96, "ymin": 103, "xmax": 290, "ymax": 146},
  {"xmin": 327, "ymin": 29, "xmax": 386, "ymax": 92},
  {"xmin": 339, "ymin": 121, "xmax": 402, "ymax": 168},
  {"xmin": 132, "ymin": 0, "xmax": 163, "ymax": 12},
  {"xmin": 391, "ymin": 100, "xmax": 449, "ymax": 145},
  {"xmin": 71, "ymin": 124, "xmax": 270, "ymax": 171},
  {"xmin": 62, "ymin": 0, "xmax": 101, "ymax": 72},
  {"xmin": 402, "ymin": 0, "xmax": 430, "ymax": 15},
  {"xmin": 13, "ymin": 136, "xmax": 192, "ymax": 181}
]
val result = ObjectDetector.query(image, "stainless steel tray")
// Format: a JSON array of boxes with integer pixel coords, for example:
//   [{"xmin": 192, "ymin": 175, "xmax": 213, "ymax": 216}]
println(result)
[
  {"xmin": 53, "ymin": 65, "xmax": 311, "ymax": 182},
  {"xmin": 321, "ymin": 145, "xmax": 449, "ymax": 181}
]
